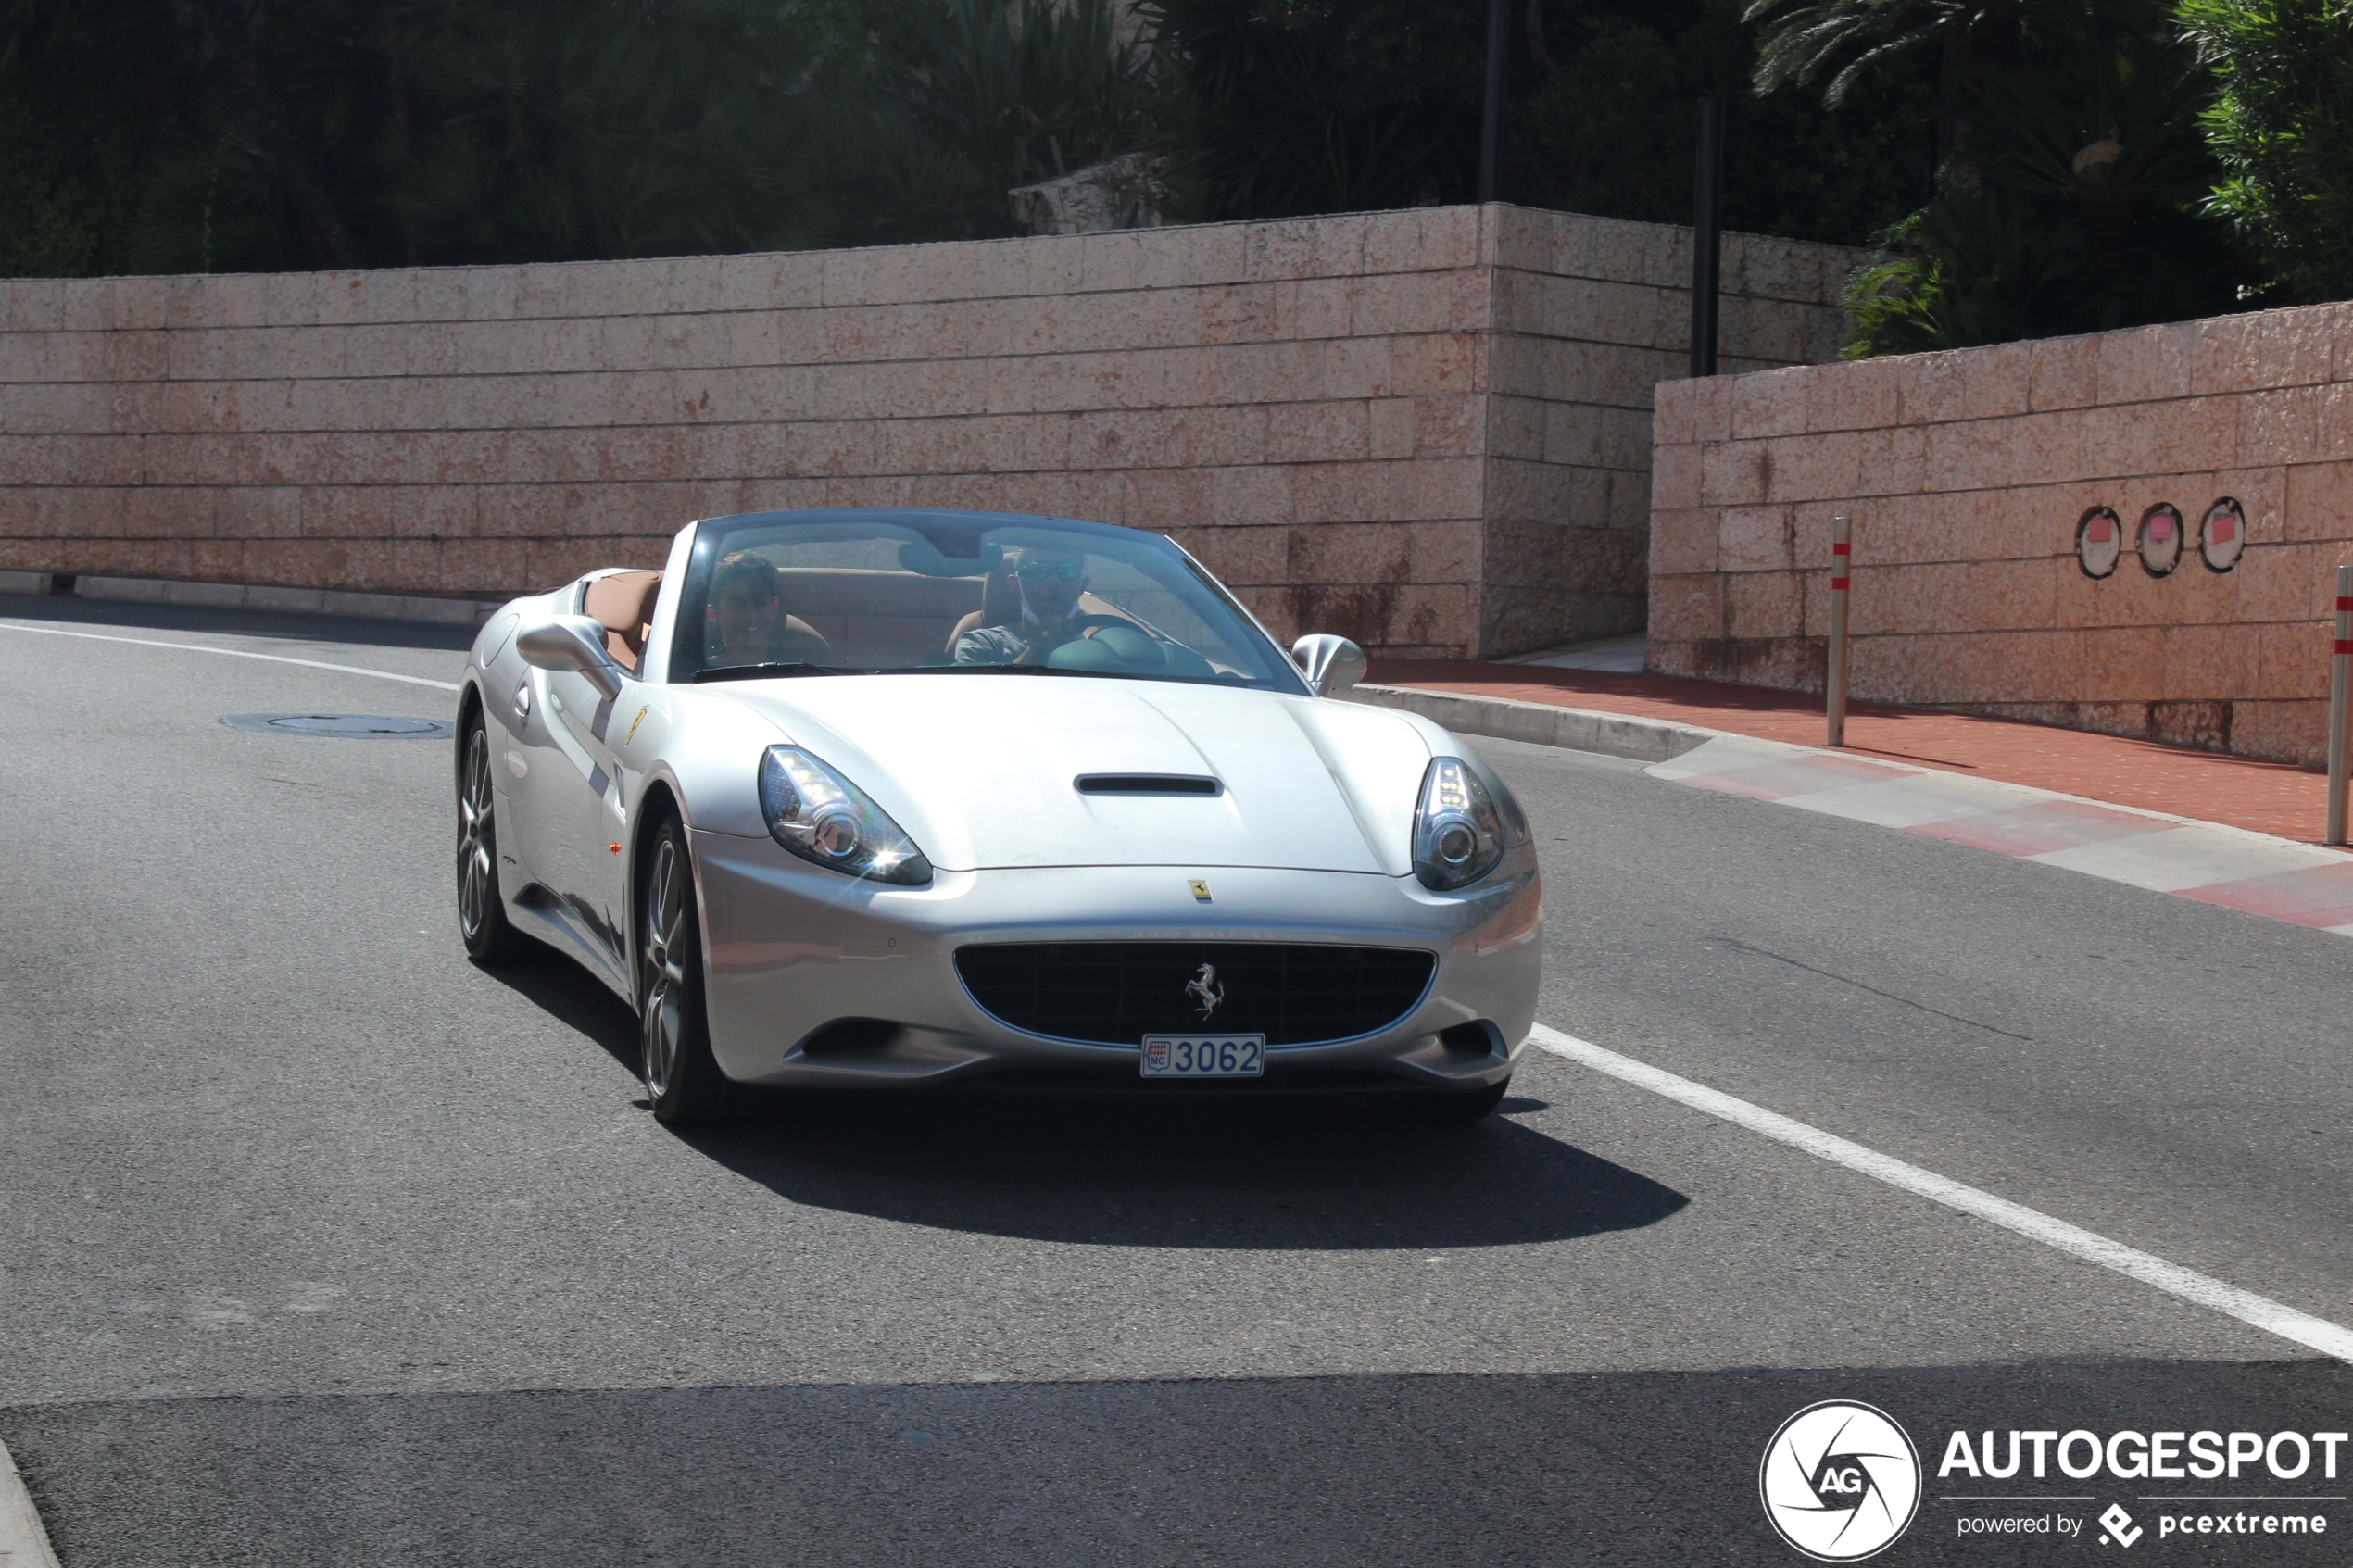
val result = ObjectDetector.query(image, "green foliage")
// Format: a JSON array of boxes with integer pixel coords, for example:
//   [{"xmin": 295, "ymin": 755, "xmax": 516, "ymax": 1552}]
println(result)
[
  {"xmin": 1152, "ymin": 0, "xmax": 1930, "ymax": 243},
  {"xmin": 1749, "ymin": 0, "xmax": 2258, "ymax": 351},
  {"xmin": 1513, "ymin": 0, "xmax": 1933, "ymax": 245},
  {"xmin": 0, "ymin": 0, "xmax": 1177, "ymax": 273},
  {"xmin": 0, "ymin": 0, "xmax": 2228, "ymax": 298},
  {"xmin": 0, "ymin": 82, "xmax": 106, "ymax": 273},
  {"xmin": 2178, "ymin": 0, "xmax": 2353, "ymax": 302},
  {"xmin": 0, "ymin": 0, "xmax": 890, "ymax": 273},
  {"xmin": 874, "ymin": 0, "xmax": 1175, "ymax": 238},
  {"xmin": 887, "ymin": 0, "xmax": 1163, "ymax": 191},
  {"xmin": 0, "ymin": 0, "xmax": 195, "ymax": 274},
  {"xmin": 1746, "ymin": 0, "xmax": 1982, "ymax": 107},
  {"xmin": 374, "ymin": 0, "xmax": 850, "ymax": 265},
  {"xmin": 1151, "ymin": 0, "xmax": 1488, "ymax": 219}
]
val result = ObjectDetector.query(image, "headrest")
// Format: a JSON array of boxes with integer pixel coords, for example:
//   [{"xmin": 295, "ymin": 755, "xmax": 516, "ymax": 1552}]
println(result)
[{"xmin": 583, "ymin": 571, "xmax": 662, "ymax": 669}]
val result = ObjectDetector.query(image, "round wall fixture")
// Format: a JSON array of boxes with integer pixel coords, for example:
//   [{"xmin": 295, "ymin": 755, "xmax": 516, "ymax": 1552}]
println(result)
[
  {"xmin": 222, "ymin": 713, "xmax": 455, "ymax": 738},
  {"xmin": 2076, "ymin": 507, "xmax": 2122, "ymax": 579},
  {"xmin": 2137, "ymin": 503, "xmax": 2183, "ymax": 577},
  {"xmin": 2199, "ymin": 497, "xmax": 2246, "ymax": 572}
]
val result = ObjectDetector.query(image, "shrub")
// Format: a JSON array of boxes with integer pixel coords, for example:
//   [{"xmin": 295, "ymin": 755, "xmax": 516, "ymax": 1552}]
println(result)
[{"xmin": 2179, "ymin": 0, "xmax": 2353, "ymax": 302}]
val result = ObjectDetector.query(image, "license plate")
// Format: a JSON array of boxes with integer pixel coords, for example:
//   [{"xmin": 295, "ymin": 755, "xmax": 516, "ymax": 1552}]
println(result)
[{"xmin": 1140, "ymin": 1034, "xmax": 1265, "ymax": 1078}]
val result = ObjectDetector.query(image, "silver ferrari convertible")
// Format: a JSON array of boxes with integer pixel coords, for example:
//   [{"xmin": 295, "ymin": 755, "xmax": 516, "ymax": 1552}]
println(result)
[{"xmin": 454, "ymin": 508, "xmax": 1541, "ymax": 1124}]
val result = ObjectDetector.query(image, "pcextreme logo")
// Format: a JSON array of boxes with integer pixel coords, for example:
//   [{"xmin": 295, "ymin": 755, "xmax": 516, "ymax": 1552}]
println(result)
[{"xmin": 1760, "ymin": 1400, "xmax": 1924, "ymax": 1562}]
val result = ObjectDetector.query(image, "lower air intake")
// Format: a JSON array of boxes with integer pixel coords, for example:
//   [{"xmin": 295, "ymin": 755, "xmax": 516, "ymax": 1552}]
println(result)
[{"xmin": 954, "ymin": 941, "xmax": 1437, "ymax": 1047}]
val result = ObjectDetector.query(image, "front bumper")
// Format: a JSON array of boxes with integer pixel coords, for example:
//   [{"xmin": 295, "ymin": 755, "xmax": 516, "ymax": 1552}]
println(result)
[{"xmin": 690, "ymin": 829, "xmax": 1542, "ymax": 1092}]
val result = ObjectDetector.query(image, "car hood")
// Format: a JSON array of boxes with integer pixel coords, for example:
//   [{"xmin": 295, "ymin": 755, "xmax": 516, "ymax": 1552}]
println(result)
[{"xmin": 726, "ymin": 675, "xmax": 1433, "ymax": 875}]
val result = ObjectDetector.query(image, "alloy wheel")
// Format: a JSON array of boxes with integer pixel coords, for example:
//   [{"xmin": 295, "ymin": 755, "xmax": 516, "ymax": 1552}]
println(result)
[
  {"xmin": 641, "ymin": 834, "xmax": 689, "ymax": 1098},
  {"xmin": 457, "ymin": 727, "xmax": 497, "ymax": 941}
]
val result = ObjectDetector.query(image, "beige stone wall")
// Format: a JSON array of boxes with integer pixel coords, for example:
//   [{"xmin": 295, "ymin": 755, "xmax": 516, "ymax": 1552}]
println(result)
[
  {"xmin": 1485, "ymin": 208, "xmax": 1856, "ymax": 654},
  {"xmin": 0, "ymin": 204, "xmax": 1856, "ymax": 659},
  {"xmin": 1651, "ymin": 302, "xmax": 2353, "ymax": 764}
]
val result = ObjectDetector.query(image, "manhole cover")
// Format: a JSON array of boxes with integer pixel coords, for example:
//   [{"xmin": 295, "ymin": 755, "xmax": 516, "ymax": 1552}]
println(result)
[{"xmin": 222, "ymin": 713, "xmax": 454, "ymax": 739}]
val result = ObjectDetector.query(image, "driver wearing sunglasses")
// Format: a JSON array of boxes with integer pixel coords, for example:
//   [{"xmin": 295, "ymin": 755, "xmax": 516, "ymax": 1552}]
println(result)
[{"xmin": 950, "ymin": 546, "xmax": 1094, "ymax": 666}]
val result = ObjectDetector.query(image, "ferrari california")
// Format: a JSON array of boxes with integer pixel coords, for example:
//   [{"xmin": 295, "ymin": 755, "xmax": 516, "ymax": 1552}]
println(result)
[{"xmin": 453, "ymin": 508, "xmax": 1541, "ymax": 1124}]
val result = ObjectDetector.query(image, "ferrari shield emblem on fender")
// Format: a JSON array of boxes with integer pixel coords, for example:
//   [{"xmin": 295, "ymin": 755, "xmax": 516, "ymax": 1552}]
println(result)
[{"xmin": 1189, "ymin": 879, "xmax": 1212, "ymax": 902}]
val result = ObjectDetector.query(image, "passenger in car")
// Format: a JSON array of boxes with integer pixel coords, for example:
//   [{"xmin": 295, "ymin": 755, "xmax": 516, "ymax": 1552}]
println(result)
[
  {"xmin": 950, "ymin": 546, "xmax": 1092, "ymax": 666},
  {"xmin": 705, "ymin": 550, "xmax": 831, "ymax": 669}
]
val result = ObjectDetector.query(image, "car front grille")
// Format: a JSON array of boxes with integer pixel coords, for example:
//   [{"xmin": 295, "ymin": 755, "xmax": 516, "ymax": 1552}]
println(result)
[{"xmin": 953, "ymin": 941, "xmax": 1438, "ymax": 1047}]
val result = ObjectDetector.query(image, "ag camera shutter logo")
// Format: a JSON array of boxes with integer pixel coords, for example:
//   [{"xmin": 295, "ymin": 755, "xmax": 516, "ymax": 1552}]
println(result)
[{"xmin": 1760, "ymin": 1400, "xmax": 1923, "ymax": 1561}]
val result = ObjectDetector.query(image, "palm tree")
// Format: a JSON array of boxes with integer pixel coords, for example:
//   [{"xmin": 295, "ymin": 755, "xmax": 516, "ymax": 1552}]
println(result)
[
  {"xmin": 1743, "ymin": 0, "xmax": 2167, "ymax": 173},
  {"xmin": 881, "ymin": 0, "xmax": 1168, "ymax": 228}
]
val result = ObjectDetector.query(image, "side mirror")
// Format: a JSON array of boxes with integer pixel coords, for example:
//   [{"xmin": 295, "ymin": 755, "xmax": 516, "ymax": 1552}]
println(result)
[
  {"xmin": 1290, "ymin": 633, "xmax": 1366, "ymax": 697},
  {"xmin": 517, "ymin": 614, "xmax": 625, "ymax": 701}
]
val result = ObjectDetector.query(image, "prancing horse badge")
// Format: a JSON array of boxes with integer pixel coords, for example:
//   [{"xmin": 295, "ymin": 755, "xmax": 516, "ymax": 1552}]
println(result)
[
  {"xmin": 1189, "ymin": 879, "xmax": 1212, "ymax": 902},
  {"xmin": 1186, "ymin": 963, "xmax": 1225, "ymax": 1021}
]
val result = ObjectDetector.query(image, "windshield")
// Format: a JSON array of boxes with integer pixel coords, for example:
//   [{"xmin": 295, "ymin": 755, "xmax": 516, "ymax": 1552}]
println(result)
[{"xmin": 667, "ymin": 509, "xmax": 1308, "ymax": 693}]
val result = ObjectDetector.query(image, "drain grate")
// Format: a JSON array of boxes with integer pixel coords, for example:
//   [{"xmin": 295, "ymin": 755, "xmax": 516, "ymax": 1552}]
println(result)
[{"xmin": 222, "ymin": 713, "xmax": 454, "ymax": 739}]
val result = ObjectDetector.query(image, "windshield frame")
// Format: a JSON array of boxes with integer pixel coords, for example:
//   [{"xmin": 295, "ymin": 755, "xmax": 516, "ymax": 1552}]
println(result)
[{"xmin": 664, "ymin": 508, "xmax": 1313, "ymax": 696}]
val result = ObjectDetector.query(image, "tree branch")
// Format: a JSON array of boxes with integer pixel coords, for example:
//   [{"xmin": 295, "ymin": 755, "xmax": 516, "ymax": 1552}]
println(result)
[
  {"xmin": 195, "ymin": 0, "xmax": 366, "ymax": 269},
  {"xmin": 1528, "ymin": 0, "xmax": 1567, "ymax": 77}
]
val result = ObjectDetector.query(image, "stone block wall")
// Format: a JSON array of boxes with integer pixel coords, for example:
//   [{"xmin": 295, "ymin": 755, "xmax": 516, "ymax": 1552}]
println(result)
[
  {"xmin": 0, "ymin": 204, "xmax": 1856, "ymax": 659},
  {"xmin": 1651, "ymin": 301, "xmax": 2353, "ymax": 764}
]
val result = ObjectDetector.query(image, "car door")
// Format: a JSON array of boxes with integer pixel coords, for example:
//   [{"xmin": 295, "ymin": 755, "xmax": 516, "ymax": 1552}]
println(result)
[
  {"xmin": 540, "ymin": 660, "xmax": 630, "ymax": 972},
  {"xmin": 545, "ymin": 569, "xmax": 667, "ymax": 979},
  {"xmin": 492, "ymin": 625, "xmax": 591, "ymax": 908}
]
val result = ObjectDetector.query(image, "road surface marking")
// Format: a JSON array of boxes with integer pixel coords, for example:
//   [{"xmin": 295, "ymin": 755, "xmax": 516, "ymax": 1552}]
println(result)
[
  {"xmin": 1529, "ymin": 1022, "xmax": 2353, "ymax": 1364},
  {"xmin": 0, "ymin": 621, "xmax": 461, "ymax": 693},
  {"xmin": 0, "ymin": 1438, "xmax": 60, "ymax": 1568}
]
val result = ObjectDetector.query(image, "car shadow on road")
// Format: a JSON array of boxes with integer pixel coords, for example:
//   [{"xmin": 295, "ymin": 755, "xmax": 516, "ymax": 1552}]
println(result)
[
  {"xmin": 476, "ymin": 947, "xmax": 645, "ymax": 1072},
  {"xmin": 1, "ymin": 593, "xmax": 482, "ymax": 652},
  {"xmin": 686, "ymin": 1092, "xmax": 1686, "ymax": 1252},
  {"xmin": 480, "ymin": 945, "xmax": 1690, "ymax": 1251}
]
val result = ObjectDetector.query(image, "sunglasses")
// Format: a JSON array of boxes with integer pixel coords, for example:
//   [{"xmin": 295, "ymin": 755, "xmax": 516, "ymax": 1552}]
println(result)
[{"xmin": 1016, "ymin": 559, "xmax": 1083, "ymax": 582}]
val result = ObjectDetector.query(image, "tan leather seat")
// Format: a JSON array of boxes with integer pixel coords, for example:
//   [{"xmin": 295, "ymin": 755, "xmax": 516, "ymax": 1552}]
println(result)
[
  {"xmin": 583, "ymin": 571, "xmax": 662, "ymax": 671},
  {"xmin": 945, "ymin": 568, "xmax": 1021, "ymax": 651}
]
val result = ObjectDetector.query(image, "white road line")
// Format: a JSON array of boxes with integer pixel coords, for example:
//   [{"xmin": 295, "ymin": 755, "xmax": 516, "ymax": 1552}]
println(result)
[
  {"xmin": 0, "ymin": 621, "xmax": 462, "ymax": 693},
  {"xmin": 1529, "ymin": 1022, "xmax": 2353, "ymax": 1364},
  {"xmin": 0, "ymin": 1437, "xmax": 61, "ymax": 1568}
]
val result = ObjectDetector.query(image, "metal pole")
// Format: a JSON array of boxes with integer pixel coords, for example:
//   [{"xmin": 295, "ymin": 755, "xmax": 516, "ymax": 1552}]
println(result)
[
  {"xmin": 1827, "ymin": 515, "xmax": 1851, "ymax": 747},
  {"xmin": 2329, "ymin": 563, "xmax": 2352, "ymax": 845},
  {"xmin": 1689, "ymin": 97, "xmax": 1723, "ymax": 378},
  {"xmin": 1478, "ymin": 0, "xmax": 1509, "ymax": 204}
]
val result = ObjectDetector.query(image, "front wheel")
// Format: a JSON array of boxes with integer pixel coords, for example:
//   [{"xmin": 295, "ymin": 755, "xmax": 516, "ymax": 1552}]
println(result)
[
  {"xmin": 638, "ymin": 816, "xmax": 729, "ymax": 1125},
  {"xmin": 457, "ymin": 714, "xmax": 527, "ymax": 963}
]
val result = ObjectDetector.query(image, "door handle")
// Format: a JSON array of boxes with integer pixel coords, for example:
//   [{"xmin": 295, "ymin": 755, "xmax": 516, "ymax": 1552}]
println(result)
[{"xmin": 512, "ymin": 679, "xmax": 532, "ymax": 722}]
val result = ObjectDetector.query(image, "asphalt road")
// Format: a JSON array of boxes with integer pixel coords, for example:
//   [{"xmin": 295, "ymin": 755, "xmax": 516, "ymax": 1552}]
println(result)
[{"xmin": 1, "ymin": 598, "xmax": 2347, "ymax": 1566}]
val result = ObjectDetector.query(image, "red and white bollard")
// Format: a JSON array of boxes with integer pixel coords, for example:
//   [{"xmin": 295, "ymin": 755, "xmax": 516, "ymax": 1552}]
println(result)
[
  {"xmin": 2330, "ymin": 564, "xmax": 2352, "ymax": 846},
  {"xmin": 1826, "ymin": 515, "xmax": 1852, "ymax": 747}
]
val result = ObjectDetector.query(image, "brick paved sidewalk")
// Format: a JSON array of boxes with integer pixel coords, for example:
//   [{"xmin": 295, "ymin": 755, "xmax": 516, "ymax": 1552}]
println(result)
[{"xmin": 1369, "ymin": 660, "xmax": 2333, "ymax": 845}]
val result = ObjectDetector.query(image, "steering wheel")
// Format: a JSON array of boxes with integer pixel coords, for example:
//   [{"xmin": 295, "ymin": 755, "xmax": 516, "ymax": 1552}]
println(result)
[{"xmin": 1045, "ymin": 621, "xmax": 1169, "ymax": 672}]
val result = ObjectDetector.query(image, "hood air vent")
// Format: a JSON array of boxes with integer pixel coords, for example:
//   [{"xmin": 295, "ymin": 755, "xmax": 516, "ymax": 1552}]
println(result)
[{"xmin": 1074, "ymin": 773, "xmax": 1221, "ymax": 796}]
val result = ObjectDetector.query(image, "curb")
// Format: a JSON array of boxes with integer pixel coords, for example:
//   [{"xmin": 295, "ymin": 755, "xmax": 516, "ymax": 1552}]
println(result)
[
  {"xmin": 1351, "ymin": 683, "xmax": 1715, "ymax": 764},
  {"xmin": 0, "ymin": 571, "xmax": 498, "ymax": 629},
  {"xmin": 0, "ymin": 1438, "xmax": 59, "ymax": 1568}
]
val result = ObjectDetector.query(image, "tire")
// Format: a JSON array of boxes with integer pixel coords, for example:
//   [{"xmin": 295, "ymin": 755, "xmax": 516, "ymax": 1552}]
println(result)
[
  {"xmin": 637, "ymin": 814, "xmax": 729, "ymax": 1125},
  {"xmin": 1410, "ymin": 1077, "xmax": 1510, "ymax": 1126},
  {"xmin": 457, "ymin": 713, "xmax": 529, "ymax": 963}
]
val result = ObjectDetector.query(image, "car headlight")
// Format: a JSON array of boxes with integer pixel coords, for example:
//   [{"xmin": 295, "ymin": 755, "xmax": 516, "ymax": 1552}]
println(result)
[
  {"xmin": 1412, "ymin": 756, "xmax": 1508, "ymax": 890},
  {"xmin": 758, "ymin": 746, "xmax": 933, "ymax": 885}
]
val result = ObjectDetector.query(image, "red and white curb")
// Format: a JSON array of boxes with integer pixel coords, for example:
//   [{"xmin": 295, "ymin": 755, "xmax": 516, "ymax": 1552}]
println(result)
[
  {"xmin": 0, "ymin": 1439, "xmax": 59, "ymax": 1568},
  {"xmin": 1653, "ymin": 734, "xmax": 2353, "ymax": 935}
]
